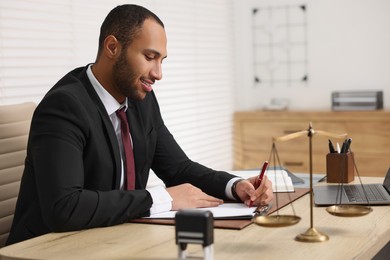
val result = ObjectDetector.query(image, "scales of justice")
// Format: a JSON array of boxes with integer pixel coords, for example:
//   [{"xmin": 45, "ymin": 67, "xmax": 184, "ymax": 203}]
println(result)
[{"xmin": 253, "ymin": 123, "xmax": 372, "ymax": 242}]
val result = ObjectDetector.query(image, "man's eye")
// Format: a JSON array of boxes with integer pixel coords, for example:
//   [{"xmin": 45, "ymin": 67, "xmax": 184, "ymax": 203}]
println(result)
[{"xmin": 145, "ymin": 55, "xmax": 153, "ymax": 61}]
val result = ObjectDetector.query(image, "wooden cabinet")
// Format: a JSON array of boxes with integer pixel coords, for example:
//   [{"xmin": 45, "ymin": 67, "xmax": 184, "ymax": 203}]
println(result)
[{"xmin": 233, "ymin": 111, "xmax": 390, "ymax": 177}]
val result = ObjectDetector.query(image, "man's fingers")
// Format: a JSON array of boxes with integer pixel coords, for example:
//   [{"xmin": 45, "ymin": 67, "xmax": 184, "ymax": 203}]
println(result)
[
  {"xmin": 239, "ymin": 176, "xmax": 273, "ymax": 205},
  {"xmin": 197, "ymin": 199, "xmax": 223, "ymax": 208},
  {"xmin": 197, "ymin": 194, "xmax": 223, "ymax": 207},
  {"xmin": 168, "ymin": 183, "xmax": 224, "ymax": 210}
]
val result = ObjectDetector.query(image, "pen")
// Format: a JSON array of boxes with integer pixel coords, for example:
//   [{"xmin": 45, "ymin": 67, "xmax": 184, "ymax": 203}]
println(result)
[
  {"xmin": 344, "ymin": 138, "xmax": 352, "ymax": 153},
  {"xmin": 340, "ymin": 138, "xmax": 352, "ymax": 153},
  {"xmin": 340, "ymin": 139, "xmax": 347, "ymax": 153},
  {"xmin": 336, "ymin": 142, "xmax": 341, "ymax": 153},
  {"xmin": 249, "ymin": 161, "xmax": 269, "ymax": 207},
  {"xmin": 328, "ymin": 139, "xmax": 336, "ymax": 153}
]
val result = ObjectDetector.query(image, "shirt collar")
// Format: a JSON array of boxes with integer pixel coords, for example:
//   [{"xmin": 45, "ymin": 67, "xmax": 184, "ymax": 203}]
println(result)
[{"xmin": 86, "ymin": 64, "xmax": 128, "ymax": 115}]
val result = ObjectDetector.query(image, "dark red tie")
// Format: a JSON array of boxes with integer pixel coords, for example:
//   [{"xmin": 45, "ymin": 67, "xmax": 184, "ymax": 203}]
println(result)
[{"xmin": 116, "ymin": 108, "xmax": 136, "ymax": 190}]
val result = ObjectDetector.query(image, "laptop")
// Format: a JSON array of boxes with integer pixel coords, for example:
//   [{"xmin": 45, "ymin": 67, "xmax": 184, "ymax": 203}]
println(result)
[{"xmin": 314, "ymin": 167, "xmax": 390, "ymax": 206}]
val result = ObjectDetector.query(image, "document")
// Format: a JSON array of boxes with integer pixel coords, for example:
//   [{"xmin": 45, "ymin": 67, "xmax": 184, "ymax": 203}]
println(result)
[
  {"xmin": 227, "ymin": 170, "xmax": 295, "ymax": 192},
  {"xmin": 146, "ymin": 203, "xmax": 257, "ymax": 219},
  {"xmin": 144, "ymin": 170, "xmax": 294, "ymax": 220}
]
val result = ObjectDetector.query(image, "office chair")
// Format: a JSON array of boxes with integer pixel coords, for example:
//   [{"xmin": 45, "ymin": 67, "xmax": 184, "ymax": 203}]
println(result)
[{"xmin": 0, "ymin": 102, "xmax": 35, "ymax": 247}]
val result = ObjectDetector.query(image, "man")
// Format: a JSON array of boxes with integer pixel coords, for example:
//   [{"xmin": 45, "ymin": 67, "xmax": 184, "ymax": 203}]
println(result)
[{"xmin": 7, "ymin": 4, "xmax": 273, "ymax": 245}]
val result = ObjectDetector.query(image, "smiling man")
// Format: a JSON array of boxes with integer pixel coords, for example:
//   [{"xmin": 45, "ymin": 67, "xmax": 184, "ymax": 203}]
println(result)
[{"xmin": 7, "ymin": 4, "xmax": 273, "ymax": 245}]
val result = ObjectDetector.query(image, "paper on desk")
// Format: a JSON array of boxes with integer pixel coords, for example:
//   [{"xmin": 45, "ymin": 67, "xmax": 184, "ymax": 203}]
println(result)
[
  {"xmin": 145, "ymin": 203, "xmax": 257, "ymax": 219},
  {"xmin": 227, "ymin": 170, "xmax": 294, "ymax": 192}
]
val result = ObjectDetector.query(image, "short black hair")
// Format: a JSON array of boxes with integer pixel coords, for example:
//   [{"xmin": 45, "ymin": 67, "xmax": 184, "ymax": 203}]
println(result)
[{"xmin": 97, "ymin": 4, "xmax": 164, "ymax": 55}]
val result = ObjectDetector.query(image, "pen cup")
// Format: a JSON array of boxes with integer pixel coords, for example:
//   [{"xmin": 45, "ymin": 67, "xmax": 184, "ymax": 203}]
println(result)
[{"xmin": 326, "ymin": 152, "xmax": 355, "ymax": 183}]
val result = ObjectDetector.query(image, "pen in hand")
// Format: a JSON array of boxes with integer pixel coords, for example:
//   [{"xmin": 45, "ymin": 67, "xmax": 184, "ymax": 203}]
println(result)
[{"xmin": 249, "ymin": 161, "xmax": 269, "ymax": 207}]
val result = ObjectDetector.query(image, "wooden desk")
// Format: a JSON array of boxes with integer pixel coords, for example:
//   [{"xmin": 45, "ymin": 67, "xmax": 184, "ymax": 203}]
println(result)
[{"xmin": 1, "ymin": 177, "xmax": 389, "ymax": 260}]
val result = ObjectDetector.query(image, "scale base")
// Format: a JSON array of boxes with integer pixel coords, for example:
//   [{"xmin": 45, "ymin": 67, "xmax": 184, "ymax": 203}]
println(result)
[{"xmin": 295, "ymin": 227, "xmax": 329, "ymax": 243}]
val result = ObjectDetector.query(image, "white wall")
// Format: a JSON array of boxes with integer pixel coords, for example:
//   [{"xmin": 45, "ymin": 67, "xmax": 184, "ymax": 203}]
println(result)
[
  {"xmin": 233, "ymin": 0, "xmax": 390, "ymax": 110},
  {"xmin": 0, "ymin": 0, "xmax": 235, "ymax": 171},
  {"xmin": 2, "ymin": 0, "xmax": 389, "ymax": 173}
]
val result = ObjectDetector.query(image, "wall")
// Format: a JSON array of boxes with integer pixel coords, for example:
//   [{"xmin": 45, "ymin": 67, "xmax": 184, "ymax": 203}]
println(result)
[
  {"xmin": 233, "ymin": 0, "xmax": 390, "ymax": 111},
  {"xmin": 0, "ymin": 0, "xmax": 235, "ymax": 171},
  {"xmin": 3, "ymin": 0, "xmax": 388, "ymax": 173}
]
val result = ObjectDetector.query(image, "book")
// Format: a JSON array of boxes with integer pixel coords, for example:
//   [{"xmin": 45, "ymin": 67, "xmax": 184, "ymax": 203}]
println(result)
[{"xmin": 227, "ymin": 169, "xmax": 295, "ymax": 192}]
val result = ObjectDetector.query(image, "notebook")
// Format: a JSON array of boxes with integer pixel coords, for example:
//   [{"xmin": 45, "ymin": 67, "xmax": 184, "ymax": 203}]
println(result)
[{"xmin": 314, "ymin": 167, "xmax": 390, "ymax": 206}]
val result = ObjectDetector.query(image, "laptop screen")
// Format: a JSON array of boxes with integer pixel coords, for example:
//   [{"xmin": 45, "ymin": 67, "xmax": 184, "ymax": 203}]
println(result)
[{"xmin": 383, "ymin": 168, "xmax": 390, "ymax": 193}]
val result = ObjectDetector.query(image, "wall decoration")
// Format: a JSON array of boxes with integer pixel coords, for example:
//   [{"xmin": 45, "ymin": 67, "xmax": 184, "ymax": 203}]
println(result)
[{"xmin": 253, "ymin": 5, "xmax": 308, "ymax": 88}]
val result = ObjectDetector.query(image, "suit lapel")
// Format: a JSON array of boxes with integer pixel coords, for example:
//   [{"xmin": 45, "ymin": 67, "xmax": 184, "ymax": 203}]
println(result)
[
  {"xmin": 79, "ymin": 67, "xmax": 122, "ymax": 188},
  {"xmin": 97, "ymin": 106, "xmax": 122, "ymax": 189}
]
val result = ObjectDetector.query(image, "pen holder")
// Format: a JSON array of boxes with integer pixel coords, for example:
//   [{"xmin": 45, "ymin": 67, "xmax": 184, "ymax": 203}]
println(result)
[{"xmin": 326, "ymin": 152, "xmax": 355, "ymax": 183}]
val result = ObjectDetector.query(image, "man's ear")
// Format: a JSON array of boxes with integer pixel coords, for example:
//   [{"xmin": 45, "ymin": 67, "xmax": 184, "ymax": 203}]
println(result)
[{"xmin": 104, "ymin": 35, "xmax": 121, "ymax": 59}]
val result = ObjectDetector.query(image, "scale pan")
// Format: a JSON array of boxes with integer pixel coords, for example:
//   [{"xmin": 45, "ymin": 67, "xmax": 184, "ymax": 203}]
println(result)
[
  {"xmin": 326, "ymin": 205, "xmax": 372, "ymax": 217},
  {"xmin": 253, "ymin": 215, "xmax": 301, "ymax": 227}
]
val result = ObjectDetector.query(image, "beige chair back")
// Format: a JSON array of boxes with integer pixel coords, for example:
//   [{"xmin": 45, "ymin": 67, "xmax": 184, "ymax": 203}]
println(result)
[{"xmin": 0, "ymin": 102, "xmax": 35, "ymax": 247}]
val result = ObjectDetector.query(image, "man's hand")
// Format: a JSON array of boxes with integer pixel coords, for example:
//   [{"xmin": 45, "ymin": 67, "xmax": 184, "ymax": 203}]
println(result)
[
  {"xmin": 166, "ymin": 183, "xmax": 223, "ymax": 210},
  {"xmin": 234, "ymin": 176, "xmax": 273, "ymax": 206}
]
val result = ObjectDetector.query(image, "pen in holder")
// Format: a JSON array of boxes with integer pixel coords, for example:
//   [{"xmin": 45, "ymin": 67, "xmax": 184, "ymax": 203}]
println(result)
[{"xmin": 326, "ymin": 152, "xmax": 354, "ymax": 183}]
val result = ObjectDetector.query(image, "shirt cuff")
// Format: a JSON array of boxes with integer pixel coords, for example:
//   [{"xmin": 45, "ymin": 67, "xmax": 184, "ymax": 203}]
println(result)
[
  {"xmin": 225, "ymin": 177, "xmax": 244, "ymax": 201},
  {"xmin": 147, "ymin": 186, "xmax": 173, "ymax": 215}
]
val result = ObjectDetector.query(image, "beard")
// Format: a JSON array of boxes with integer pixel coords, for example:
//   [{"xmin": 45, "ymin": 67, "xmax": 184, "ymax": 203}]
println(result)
[{"xmin": 112, "ymin": 51, "xmax": 144, "ymax": 101}]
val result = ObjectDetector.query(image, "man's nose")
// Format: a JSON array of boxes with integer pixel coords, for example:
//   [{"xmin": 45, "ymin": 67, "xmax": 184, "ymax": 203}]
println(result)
[{"xmin": 151, "ymin": 62, "xmax": 162, "ymax": 80}]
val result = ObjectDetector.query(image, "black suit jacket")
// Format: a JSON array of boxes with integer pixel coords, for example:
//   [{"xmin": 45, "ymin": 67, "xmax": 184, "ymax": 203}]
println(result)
[{"xmin": 7, "ymin": 66, "xmax": 236, "ymax": 245}]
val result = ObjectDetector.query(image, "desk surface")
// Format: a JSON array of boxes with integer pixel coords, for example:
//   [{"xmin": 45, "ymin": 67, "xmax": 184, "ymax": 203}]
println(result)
[{"xmin": 1, "ymin": 177, "xmax": 390, "ymax": 260}]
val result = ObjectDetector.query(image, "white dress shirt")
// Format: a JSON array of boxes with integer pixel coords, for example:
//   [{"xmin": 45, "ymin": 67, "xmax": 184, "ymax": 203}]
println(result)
[
  {"xmin": 86, "ymin": 64, "xmax": 172, "ymax": 214},
  {"xmin": 86, "ymin": 65, "xmax": 240, "ymax": 215}
]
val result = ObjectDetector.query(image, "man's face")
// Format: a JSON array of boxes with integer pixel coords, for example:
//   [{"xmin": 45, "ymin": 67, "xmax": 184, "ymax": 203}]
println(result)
[{"xmin": 113, "ymin": 19, "xmax": 167, "ymax": 101}]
